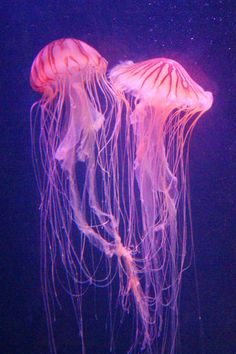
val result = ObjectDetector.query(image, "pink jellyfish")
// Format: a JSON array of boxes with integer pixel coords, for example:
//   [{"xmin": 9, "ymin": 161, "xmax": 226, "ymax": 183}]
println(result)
[
  {"xmin": 31, "ymin": 38, "xmax": 150, "ymax": 354},
  {"xmin": 30, "ymin": 39, "xmax": 213, "ymax": 354},
  {"xmin": 30, "ymin": 38, "xmax": 119, "ymax": 353},
  {"xmin": 109, "ymin": 58, "xmax": 213, "ymax": 352}
]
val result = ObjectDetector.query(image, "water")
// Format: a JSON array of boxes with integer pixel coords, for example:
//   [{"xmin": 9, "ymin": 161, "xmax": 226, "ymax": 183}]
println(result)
[{"xmin": 1, "ymin": 1, "xmax": 236, "ymax": 353}]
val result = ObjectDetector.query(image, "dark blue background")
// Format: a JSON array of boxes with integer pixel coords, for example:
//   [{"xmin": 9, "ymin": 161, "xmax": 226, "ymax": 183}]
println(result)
[{"xmin": 1, "ymin": 1, "xmax": 236, "ymax": 353}]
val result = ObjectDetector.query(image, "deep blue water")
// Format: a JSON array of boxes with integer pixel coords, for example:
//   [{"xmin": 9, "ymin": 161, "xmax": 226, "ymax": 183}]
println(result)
[{"xmin": 1, "ymin": 1, "xmax": 236, "ymax": 353}]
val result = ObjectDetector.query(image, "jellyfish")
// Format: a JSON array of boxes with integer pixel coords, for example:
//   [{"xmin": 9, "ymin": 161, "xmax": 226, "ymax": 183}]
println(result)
[
  {"xmin": 109, "ymin": 58, "xmax": 213, "ymax": 352},
  {"xmin": 30, "ymin": 39, "xmax": 213, "ymax": 354},
  {"xmin": 30, "ymin": 38, "xmax": 118, "ymax": 353},
  {"xmin": 31, "ymin": 38, "xmax": 151, "ymax": 354}
]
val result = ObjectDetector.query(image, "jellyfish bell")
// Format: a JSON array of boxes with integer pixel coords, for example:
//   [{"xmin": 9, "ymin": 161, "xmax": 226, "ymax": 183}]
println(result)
[
  {"xmin": 110, "ymin": 58, "xmax": 213, "ymax": 111},
  {"xmin": 30, "ymin": 38, "xmax": 107, "ymax": 95}
]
